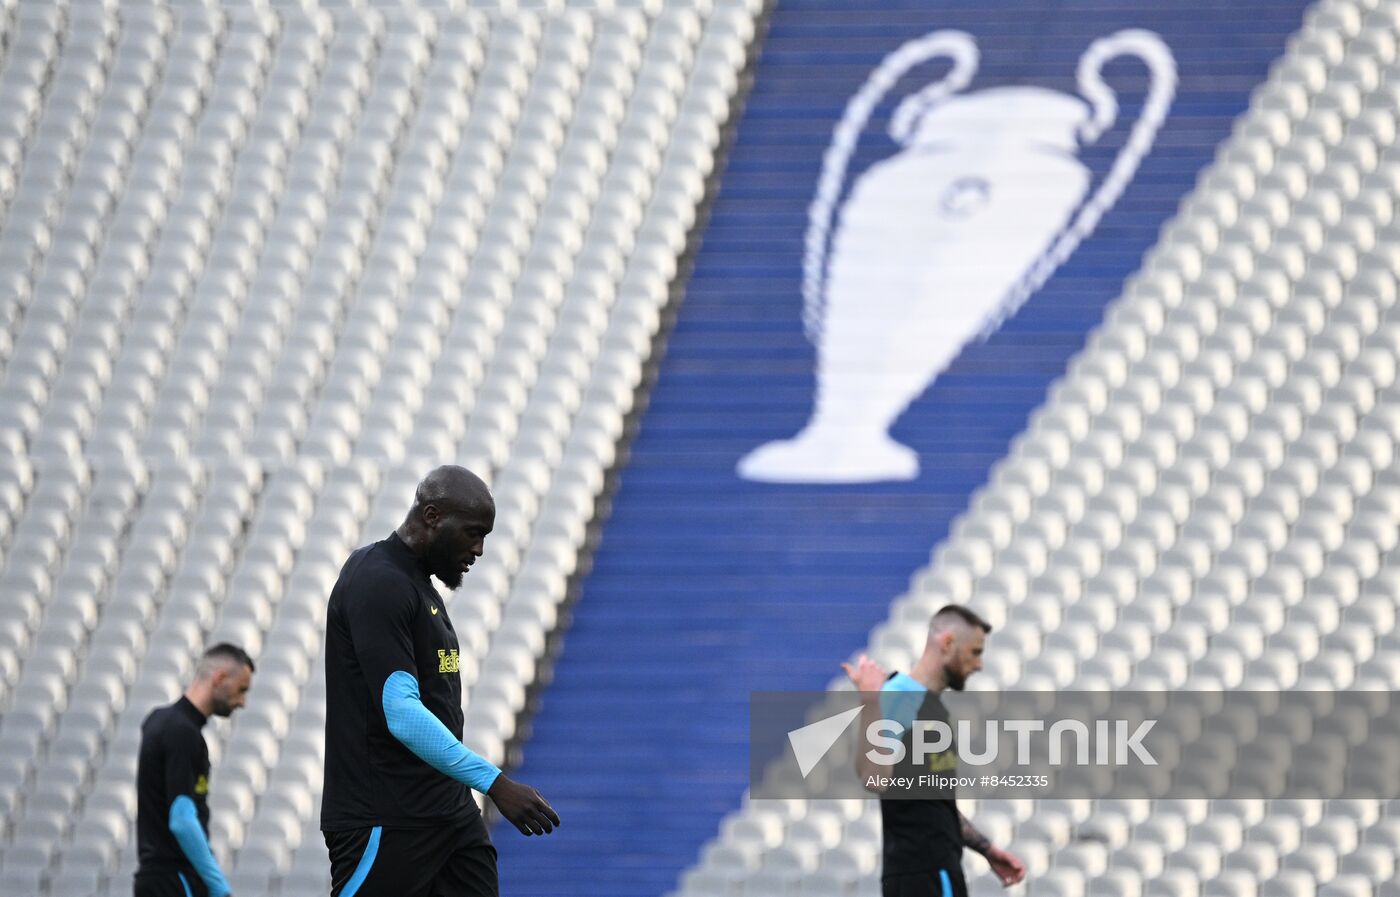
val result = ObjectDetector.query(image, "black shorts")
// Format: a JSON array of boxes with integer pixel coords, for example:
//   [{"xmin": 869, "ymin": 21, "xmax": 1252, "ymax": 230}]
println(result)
[
  {"xmin": 324, "ymin": 814, "xmax": 497, "ymax": 897},
  {"xmin": 133, "ymin": 869, "xmax": 206, "ymax": 897},
  {"xmin": 882, "ymin": 866, "xmax": 968, "ymax": 897}
]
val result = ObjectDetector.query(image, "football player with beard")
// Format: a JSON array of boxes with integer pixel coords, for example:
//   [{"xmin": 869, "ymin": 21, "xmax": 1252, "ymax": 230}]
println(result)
[
  {"xmin": 844, "ymin": 605, "xmax": 1026, "ymax": 897},
  {"xmin": 321, "ymin": 465, "xmax": 559, "ymax": 897}
]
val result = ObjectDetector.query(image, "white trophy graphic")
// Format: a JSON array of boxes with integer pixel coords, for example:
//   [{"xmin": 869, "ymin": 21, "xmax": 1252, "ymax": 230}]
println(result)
[{"xmin": 739, "ymin": 30, "xmax": 1176, "ymax": 483}]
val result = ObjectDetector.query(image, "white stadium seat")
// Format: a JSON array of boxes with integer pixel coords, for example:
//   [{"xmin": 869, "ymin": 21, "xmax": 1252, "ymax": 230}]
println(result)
[
  {"xmin": 4, "ymin": 1, "xmax": 1399, "ymax": 897},
  {"xmin": 0, "ymin": 1, "xmax": 755, "ymax": 894}
]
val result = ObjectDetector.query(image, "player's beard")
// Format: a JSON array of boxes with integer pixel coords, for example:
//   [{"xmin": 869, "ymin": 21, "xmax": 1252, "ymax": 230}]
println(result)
[
  {"xmin": 425, "ymin": 532, "xmax": 465, "ymax": 590},
  {"xmin": 944, "ymin": 662, "xmax": 968, "ymax": 691}
]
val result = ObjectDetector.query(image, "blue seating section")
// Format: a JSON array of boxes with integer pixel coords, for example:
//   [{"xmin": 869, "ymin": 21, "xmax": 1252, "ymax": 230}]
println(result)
[{"xmin": 496, "ymin": 3, "xmax": 1310, "ymax": 895}]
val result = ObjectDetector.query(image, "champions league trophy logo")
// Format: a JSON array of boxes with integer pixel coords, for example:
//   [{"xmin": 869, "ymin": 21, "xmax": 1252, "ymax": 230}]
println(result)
[{"xmin": 739, "ymin": 30, "xmax": 1176, "ymax": 483}]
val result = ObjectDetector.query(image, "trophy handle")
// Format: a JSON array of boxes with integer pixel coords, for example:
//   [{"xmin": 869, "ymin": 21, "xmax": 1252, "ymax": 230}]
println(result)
[
  {"xmin": 979, "ymin": 29, "xmax": 1177, "ymax": 339},
  {"xmin": 803, "ymin": 30, "xmax": 979, "ymax": 341}
]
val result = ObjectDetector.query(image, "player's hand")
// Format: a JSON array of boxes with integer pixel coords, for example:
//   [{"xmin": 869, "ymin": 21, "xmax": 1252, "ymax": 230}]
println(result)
[
  {"xmin": 488, "ymin": 775, "xmax": 560, "ymax": 836},
  {"xmin": 985, "ymin": 846, "xmax": 1026, "ymax": 886},
  {"xmin": 841, "ymin": 654, "xmax": 889, "ymax": 694}
]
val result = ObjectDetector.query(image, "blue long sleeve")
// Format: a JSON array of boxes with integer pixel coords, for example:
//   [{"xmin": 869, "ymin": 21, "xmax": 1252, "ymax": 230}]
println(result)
[
  {"xmin": 880, "ymin": 671, "xmax": 929, "ymax": 734},
  {"xmin": 168, "ymin": 795, "xmax": 231, "ymax": 897},
  {"xmin": 382, "ymin": 670, "xmax": 502, "ymax": 793}
]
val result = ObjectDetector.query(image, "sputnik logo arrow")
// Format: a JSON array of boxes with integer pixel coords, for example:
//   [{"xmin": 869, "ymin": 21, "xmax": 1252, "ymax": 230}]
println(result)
[{"xmin": 787, "ymin": 706, "xmax": 863, "ymax": 778}]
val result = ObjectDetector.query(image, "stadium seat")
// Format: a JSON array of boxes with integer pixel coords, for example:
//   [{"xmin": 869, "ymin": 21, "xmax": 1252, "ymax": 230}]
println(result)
[
  {"xmin": 0, "ymin": 1, "xmax": 758, "ymax": 889},
  {"xmin": 7, "ymin": 1, "xmax": 1400, "ymax": 896}
]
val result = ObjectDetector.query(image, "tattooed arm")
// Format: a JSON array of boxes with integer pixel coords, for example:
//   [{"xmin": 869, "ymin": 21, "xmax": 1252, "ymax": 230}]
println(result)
[
  {"xmin": 959, "ymin": 811, "xmax": 993, "ymax": 856},
  {"xmin": 960, "ymin": 812, "xmax": 1026, "ymax": 886}
]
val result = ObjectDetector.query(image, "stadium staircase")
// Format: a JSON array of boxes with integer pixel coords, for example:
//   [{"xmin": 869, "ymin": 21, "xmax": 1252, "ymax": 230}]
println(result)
[
  {"xmin": 502, "ymin": 1, "xmax": 1323, "ymax": 897},
  {"xmin": 665, "ymin": 1, "xmax": 1400, "ymax": 897}
]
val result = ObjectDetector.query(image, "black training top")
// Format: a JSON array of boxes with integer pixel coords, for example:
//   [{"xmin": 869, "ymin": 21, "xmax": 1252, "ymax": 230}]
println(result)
[
  {"xmin": 136, "ymin": 696, "xmax": 212, "ymax": 875},
  {"xmin": 880, "ymin": 687, "xmax": 963, "ymax": 875},
  {"xmin": 321, "ymin": 532, "xmax": 478, "ymax": 831}
]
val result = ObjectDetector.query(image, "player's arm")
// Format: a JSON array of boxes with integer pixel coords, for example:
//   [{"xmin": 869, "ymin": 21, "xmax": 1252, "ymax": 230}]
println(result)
[
  {"xmin": 842, "ymin": 656, "xmax": 926, "ymax": 792},
  {"xmin": 842, "ymin": 655, "xmax": 888, "ymax": 790},
  {"xmin": 959, "ymin": 812, "xmax": 993, "ymax": 855},
  {"xmin": 380, "ymin": 669, "xmax": 501, "ymax": 792},
  {"xmin": 853, "ymin": 691, "xmax": 888, "ymax": 791},
  {"xmin": 348, "ymin": 575, "xmax": 559, "ymax": 835},
  {"xmin": 378, "ymin": 662, "xmax": 561, "ymax": 836},
  {"xmin": 163, "ymin": 729, "xmax": 232, "ymax": 897},
  {"xmin": 960, "ymin": 811, "xmax": 1026, "ymax": 886}
]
